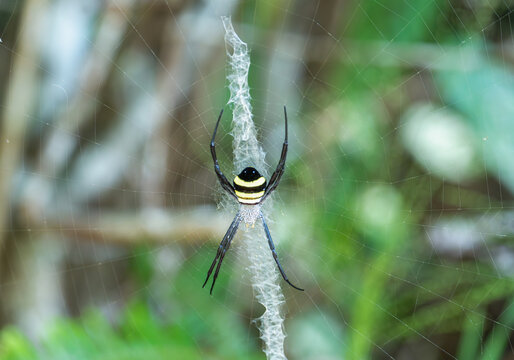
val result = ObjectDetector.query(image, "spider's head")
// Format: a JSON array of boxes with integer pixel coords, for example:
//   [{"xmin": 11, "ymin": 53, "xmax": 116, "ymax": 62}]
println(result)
[
  {"xmin": 233, "ymin": 167, "xmax": 267, "ymax": 205},
  {"xmin": 238, "ymin": 167, "xmax": 261, "ymax": 181}
]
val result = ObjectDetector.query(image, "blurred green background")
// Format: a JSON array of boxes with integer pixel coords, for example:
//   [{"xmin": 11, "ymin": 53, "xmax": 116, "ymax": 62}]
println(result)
[{"xmin": 0, "ymin": 0, "xmax": 513, "ymax": 359}]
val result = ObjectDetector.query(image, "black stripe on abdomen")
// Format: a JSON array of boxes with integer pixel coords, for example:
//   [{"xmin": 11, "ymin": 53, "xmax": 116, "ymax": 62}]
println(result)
[{"xmin": 234, "ymin": 182, "xmax": 266, "ymax": 193}]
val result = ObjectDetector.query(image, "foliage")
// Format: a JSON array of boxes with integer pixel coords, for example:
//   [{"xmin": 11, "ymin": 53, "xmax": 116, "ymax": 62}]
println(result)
[{"xmin": 0, "ymin": 0, "xmax": 512, "ymax": 359}]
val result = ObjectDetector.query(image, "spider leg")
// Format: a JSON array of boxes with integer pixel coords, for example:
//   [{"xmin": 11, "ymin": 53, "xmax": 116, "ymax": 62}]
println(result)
[
  {"xmin": 211, "ymin": 109, "xmax": 237, "ymax": 200},
  {"xmin": 260, "ymin": 212, "xmax": 304, "ymax": 291},
  {"xmin": 262, "ymin": 106, "xmax": 288, "ymax": 202},
  {"xmin": 203, "ymin": 212, "xmax": 242, "ymax": 294}
]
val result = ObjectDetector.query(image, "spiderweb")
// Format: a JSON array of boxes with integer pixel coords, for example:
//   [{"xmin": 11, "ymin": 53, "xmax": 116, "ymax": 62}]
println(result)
[{"xmin": 0, "ymin": 0, "xmax": 513, "ymax": 359}]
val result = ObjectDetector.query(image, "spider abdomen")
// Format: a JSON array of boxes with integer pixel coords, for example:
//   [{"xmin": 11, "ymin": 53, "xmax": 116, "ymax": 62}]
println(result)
[{"xmin": 233, "ymin": 167, "xmax": 266, "ymax": 205}]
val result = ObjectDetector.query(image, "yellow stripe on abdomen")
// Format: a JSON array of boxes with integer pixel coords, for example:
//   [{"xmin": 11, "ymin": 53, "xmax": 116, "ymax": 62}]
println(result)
[
  {"xmin": 238, "ymin": 197, "xmax": 262, "ymax": 205},
  {"xmin": 235, "ymin": 190, "xmax": 264, "ymax": 199},
  {"xmin": 234, "ymin": 176, "xmax": 266, "ymax": 187}
]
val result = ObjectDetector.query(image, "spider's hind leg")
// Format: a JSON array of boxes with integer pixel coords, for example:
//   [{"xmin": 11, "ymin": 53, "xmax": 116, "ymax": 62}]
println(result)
[
  {"xmin": 260, "ymin": 211, "xmax": 304, "ymax": 291},
  {"xmin": 203, "ymin": 212, "xmax": 242, "ymax": 294}
]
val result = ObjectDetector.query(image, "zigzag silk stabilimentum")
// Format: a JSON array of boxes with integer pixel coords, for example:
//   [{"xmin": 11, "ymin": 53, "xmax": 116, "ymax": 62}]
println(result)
[{"xmin": 221, "ymin": 16, "xmax": 287, "ymax": 360}]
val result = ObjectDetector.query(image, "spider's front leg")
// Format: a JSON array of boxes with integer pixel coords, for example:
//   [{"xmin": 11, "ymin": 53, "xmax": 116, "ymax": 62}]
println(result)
[
  {"xmin": 210, "ymin": 109, "xmax": 237, "ymax": 200},
  {"xmin": 262, "ymin": 106, "xmax": 288, "ymax": 202}
]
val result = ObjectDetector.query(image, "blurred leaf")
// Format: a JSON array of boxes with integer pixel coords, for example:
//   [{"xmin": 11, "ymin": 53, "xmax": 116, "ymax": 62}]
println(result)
[
  {"xmin": 288, "ymin": 310, "xmax": 344, "ymax": 360},
  {"xmin": 437, "ymin": 57, "xmax": 514, "ymax": 194},
  {"xmin": 345, "ymin": 0, "xmax": 445, "ymax": 43},
  {"xmin": 0, "ymin": 327, "xmax": 37, "ymax": 360},
  {"xmin": 400, "ymin": 103, "xmax": 481, "ymax": 183},
  {"xmin": 457, "ymin": 310, "xmax": 485, "ymax": 360},
  {"xmin": 480, "ymin": 296, "xmax": 514, "ymax": 360}
]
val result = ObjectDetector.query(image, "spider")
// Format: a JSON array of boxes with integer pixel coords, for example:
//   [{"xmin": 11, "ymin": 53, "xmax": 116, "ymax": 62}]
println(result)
[{"xmin": 203, "ymin": 106, "xmax": 304, "ymax": 294}]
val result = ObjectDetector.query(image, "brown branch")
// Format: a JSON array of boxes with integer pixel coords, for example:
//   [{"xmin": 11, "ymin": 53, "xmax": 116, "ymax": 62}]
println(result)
[
  {"xmin": 25, "ymin": 206, "xmax": 232, "ymax": 246},
  {"xmin": 0, "ymin": 0, "xmax": 50, "ymax": 257}
]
